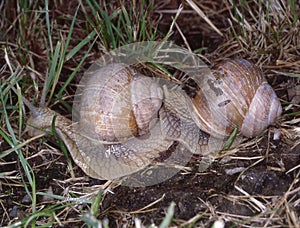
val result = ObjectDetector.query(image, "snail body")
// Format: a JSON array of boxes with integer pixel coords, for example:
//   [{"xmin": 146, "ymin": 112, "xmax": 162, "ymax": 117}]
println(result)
[
  {"xmin": 25, "ymin": 64, "xmax": 172, "ymax": 179},
  {"xmin": 22, "ymin": 59, "xmax": 282, "ymax": 180},
  {"xmin": 159, "ymin": 85, "xmax": 212, "ymax": 155},
  {"xmin": 25, "ymin": 100, "xmax": 173, "ymax": 180}
]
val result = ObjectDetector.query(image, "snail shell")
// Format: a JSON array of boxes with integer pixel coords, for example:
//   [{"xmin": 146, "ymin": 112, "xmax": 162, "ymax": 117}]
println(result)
[
  {"xmin": 189, "ymin": 59, "xmax": 282, "ymax": 139},
  {"xmin": 77, "ymin": 63, "xmax": 163, "ymax": 143}
]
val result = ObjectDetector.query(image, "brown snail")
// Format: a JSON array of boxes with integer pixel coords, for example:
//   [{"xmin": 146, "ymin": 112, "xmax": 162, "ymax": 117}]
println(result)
[
  {"xmin": 18, "ymin": 59, "xmax": 282, "ymax": 180},
  {"xmin": 157, "ymin": 59, "xmax": 282, "ymax": 155},
  {"xmin": 21, "ymin": 63, "xmax": 174, "ymax": 180}
]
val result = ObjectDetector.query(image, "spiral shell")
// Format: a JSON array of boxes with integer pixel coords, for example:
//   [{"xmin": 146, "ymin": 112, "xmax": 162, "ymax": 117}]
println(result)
[
  {"xmin": 77, "ymin": 63, "xmax": 163, "ymax": 143},
  {"xmin": 189, "ymin": 59, "xmax": 282, "ymax": 138}
]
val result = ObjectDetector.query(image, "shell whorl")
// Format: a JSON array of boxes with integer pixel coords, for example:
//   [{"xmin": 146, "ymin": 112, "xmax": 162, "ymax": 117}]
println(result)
[
  {"xmin": 189, "ymin": 59, "xmax": 282, "ymax": 139},
  {"xmin": 76, "ymin": 63, "xmax": 163, "ymax": 143},
  {"xmin": 241, "ymin": 81, "xmax": 282, "ymax": 137}
]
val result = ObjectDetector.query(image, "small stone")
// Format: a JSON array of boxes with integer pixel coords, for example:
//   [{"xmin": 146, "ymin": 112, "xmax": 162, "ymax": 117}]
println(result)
[
  {"xmin": 9, "ymin": 205, "xmax": 19, "ymax": 218},
  {"xmin": 42, "ymin": 186, "xmax": 54, "ymax": 202},
  {"xmin": 21, "ymin": 194, "xmax": 31, "ymax": 204}
]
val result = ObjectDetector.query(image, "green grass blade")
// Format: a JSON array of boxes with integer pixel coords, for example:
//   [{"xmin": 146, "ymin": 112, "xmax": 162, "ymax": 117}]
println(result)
[
  {"xmin": 21, "ymin": 204, "xmax": 69, "ymax": 227},
  {"xmin": 223, "ymin": 127, "xmax": 239, "ymax": 150},
  {"xmin": 47, "ymin": 40, "xmax": 61, "ymax": 94},
  {"xmin": 0, "ymin": 134, "xmax": 44, "ymax": 160},
  {"xmin": 159, "ymin": 202, "xmax": 175, "ymax": 228},
  {"xmin": 16, "ymin": 84, "xmax": 23, "ymax": 138},
  {"xmin": 120, "ymin": 6, "xmax": 133, "ymax": 41},
  {"xmin": 45, "ymin": 3, "xmax": 80, "ymax": 104},
  {"xmin": 56, "ymin": 38, "xmax": 98, "ymax": 100},
  {"xmin": 37, "ymin": 192, "xmax": 93, "ymax": 203},
  {"xmin": 81, "ymin": 213, "xmax": 103, "ymax": 227},
  {"xmin": 90, "ymin": 0, "xmax": 117, "ymax": 48},
  {"xmin": 272, "ymin": 70, "xmax": 300, "ymax": 78},
  {"xmin": 66, "ymin": 30, "xmax": 97, "ymax": 61},
  {"xmin": 51, "ymin": 115, "xmax": 74, "ymax": 178},
  {"xmin": 0, "ymin": 84, "xmax": 37, "ymax": 213},
  {"xmin": 91, "ymin": 190, "xmax": 102, "ymax": 216},
  {"xmin": 45, "ymin": 0, "xmax": 53, "ymax": 55}
]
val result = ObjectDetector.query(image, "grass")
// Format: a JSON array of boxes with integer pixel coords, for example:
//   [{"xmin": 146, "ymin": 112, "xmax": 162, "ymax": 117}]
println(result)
[
  {"xmin": 1, "ymin": 0, "xmax": 160, "ymax": 226},
  {"xmin": 1, "ymin": 0, "xmax": 299, "ymax": 227}
]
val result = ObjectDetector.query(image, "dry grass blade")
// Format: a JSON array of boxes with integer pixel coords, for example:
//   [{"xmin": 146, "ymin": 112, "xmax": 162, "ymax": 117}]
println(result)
[
  {"xmin": 186, "ymin": 0, "xmax": 223, "ymax": 36},
  {"xmin": 234, "ymin": 185, "xmax": 267, "ymax": 212},
  {"xmin": 131, "ymin": 194, "xmax": 166, "ymax": 214}
]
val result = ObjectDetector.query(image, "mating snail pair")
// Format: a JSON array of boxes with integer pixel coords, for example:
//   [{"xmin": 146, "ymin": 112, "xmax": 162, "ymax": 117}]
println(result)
[{"xmin": 20, "ymin": 59, "xmax": 282, "ymax": 181}]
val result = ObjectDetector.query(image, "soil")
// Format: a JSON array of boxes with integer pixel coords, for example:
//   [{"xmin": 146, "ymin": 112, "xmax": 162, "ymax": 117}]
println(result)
[
  {"xmin": 99, "ymin": 139, "xmax": 300, "ymax": 226},
  {"xmin": 1, "ymin": 133, "xmax": 299, "ymax": 226}
]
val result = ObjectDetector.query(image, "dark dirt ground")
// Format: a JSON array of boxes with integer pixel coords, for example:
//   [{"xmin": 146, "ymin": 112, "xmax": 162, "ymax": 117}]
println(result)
[
  {"xmin": 100, "ymin": 138, "xmax": 300, "ymax": 227},
  {"xmin": 1, "ymin": 0, "xmax": 300, "ymax": 227}
]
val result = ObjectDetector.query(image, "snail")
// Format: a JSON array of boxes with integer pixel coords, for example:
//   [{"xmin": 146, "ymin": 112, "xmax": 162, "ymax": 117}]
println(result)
[
  {"xmin": 19, "ymin": 63, "xmax": 174, "ymax": 180},
  {"xmin": 16, "ymin": 59, "xmax": 282, "ymax": 180},
  {"xmin": 158, "ymin": 59, "xmax": 282, "ymax": 155}
]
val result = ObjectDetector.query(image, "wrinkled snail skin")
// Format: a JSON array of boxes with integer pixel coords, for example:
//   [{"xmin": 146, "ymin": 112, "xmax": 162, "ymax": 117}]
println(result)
[
  {"xmin": 23, "ymin": 59, "xmax": 282, "ymax": 180},
  {"xmin": 26, "ymin": 107, "xmax": 172, "ymax": 180},
  {"xmin": 26, "ymin": 107, "xmax": 104, "ymax": 178},
  {"xmin": 159, "ymin": 85, "xmax": 212, "ymax": 155}
]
